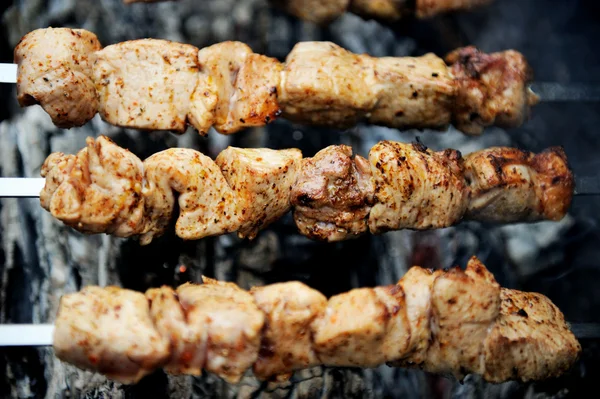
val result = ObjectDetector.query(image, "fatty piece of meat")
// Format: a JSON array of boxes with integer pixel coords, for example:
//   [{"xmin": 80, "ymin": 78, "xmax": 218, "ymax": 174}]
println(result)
[
  {"xmin": 14, "ymin": 28, "xmax": 101, "ymax": 128},
  {"xmin": 482, "ymin": 288, "xmax": 582, "ymax": 382},
  {"xmin": 53, "ymin": 286, "xmax": 170, "ymax": 384},
  {"xmin": 146, "ymin": 286, "xmax": 206, "ymax": 375},
  {"xmin": 251, "ymin": 282, "xmax": 327, "ymax": 380},
  {"xmin": 40, "ymin": 136, "xmax": 146, "ymax": 237},
  {"xmin": 368, "ymin": 53, "xmax": 455, "ymax": 130},
  {"xmin": 464, "ymin": 146, "xmax": 573, "ymax": 223},
  {"xmin": 215, "ymin": 147, "xmax": 302, "ymax": 239},
  {"xmin": 94, "ymin": 39, "xmax": 201, "ymax": 133},
  {"xmin": 416, "ymin": 0, "xmax": 493, "ymax": 18},
  {"xmin": 424, "ymin": 256, "xmax": 500, "ymax": 379},
  {"xmin": 446, "ymin": 46, "xmax": 539, "ymax": 135},
  {"xmin": 368, "ymin": 141, "xmax": 469, "ymax": 233},
  {"xmin": 176, "ymin": 278, "xmax": 264, "ymax": 383},
  {"xmin": 290, "ymin": 145, "xmax": 374, "ymax": 241},
  {"xmin": 197, "ymin": 42, "xmax": 282, "ymax": 134},
  {"xmin": 279, "ymin": 42, "xmax": 379, "ymax": 127},
  {"xmin": 140, "ymin": 148, "xmax": 242, "ymax": 245},
  {"xmin": 312, "ymin": 286, "xmax": 409, "ymax": 367},
  {"xmin": 268, "ymin": 0, "xmax": 349, "ymax": 24}
]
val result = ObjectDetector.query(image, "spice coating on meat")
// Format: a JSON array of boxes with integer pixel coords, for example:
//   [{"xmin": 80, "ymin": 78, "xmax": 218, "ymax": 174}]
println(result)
[
  {"xmin": 215, "ymin": 147, "xmax": 302, "ymax": 239},
  {"xmin": 251, "ymin": 282, "xmax": 327, "ymax": 380},
  {"xmin": 290, "ymin": 145, "xmax": 374, "ymax": 241},
  {"xmin": 446, "ymin": 46, "xmax": 540, "ymax": 135},
  {"xmin": 416, "ymin": 0, "xmax": 493, "ymax": 18},
  {"xmin": 40, "ymin": 136, "xmax": 146, "ymax": 237},
  {"xmin": 175, "ymin": 278, "xmax": 265, "ymax": 383},
  {"xmin": 94, "ymin": 39, "xmax": 201, "ymax": 133},
  {"xmin": 53, "ymin": 257, "xmax": 580, "ymax": 384},
  {"xmin": 464, "ymin": 146, "xmax": 574, "ymax": 222},
  {"xmin": 14, "ymin": 28, "xmax": 101, "ymax": 128},
  {"xmin": 141, "ymin": 148, "xmax": 242, "ymax": 244},
  {"xmin": 269, "ymin": 0, "xmax": 349, "ymax": 24},
  {"xmin": 53, "ymin": 286, "xmax": 170, "ymax": 384},
  {"xmin": 368, "ymin": 141, "xmax": 470, "ymax": 233}
]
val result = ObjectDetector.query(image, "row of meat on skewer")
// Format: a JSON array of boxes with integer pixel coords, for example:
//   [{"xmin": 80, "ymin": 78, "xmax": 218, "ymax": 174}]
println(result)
[
  {"xmin": 53, "ymin": 256, "xmax": 580, "ymax": 385},
  {"xmin": 16, "ymin": 27, "xmax": 537, "ymax": 136}
]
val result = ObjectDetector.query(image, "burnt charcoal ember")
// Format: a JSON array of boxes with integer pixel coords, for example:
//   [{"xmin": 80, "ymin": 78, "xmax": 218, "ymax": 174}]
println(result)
[{"xmin": 1, "ymin": 0, "xmax": 600, "ymax": 398}]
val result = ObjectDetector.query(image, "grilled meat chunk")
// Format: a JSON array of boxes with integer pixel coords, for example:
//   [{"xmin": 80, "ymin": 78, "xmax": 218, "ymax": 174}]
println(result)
[
  {"xmin": 40, "ymin": 136, "xmax": 146, "ymax": 237},
  {"xmin": 416, "ymin": 0, "xmax": 493, "ymax": 18},
  {"xmin": 94, "ymin": 39, "xmax": 201, "ymax": 133},
  {"xmin": 447, "ymin": 46, "xmax": 540, "ymax": 135},
  {"xmin": 464, "ymin": 146, "xmax": 574, "ymax": 222},
  {"xmin": 216, "ymin": 147, "xmax": 302, "ymax": 239},
  {"xmin": 14, "ymin": 28, "xmax": 101, "ymax": 127},
  {"xmin": 368, "ymin": 141, "xmax": 470, "ymax": 233},
  {"xmin": 53, "ymin": 286, "xmax": 170, "ymax": 384},
  {"xmin": 290, "ymin": 145, "xmax": 374, "ymax": 241}
]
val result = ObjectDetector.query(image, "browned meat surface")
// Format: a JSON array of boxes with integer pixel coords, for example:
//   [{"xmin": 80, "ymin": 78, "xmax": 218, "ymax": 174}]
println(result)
[
  {"xmin": 40, "ymin": 137, "xmax": 574, "ymax": 244},
  {"xmin": 53, "ymin": 286, "xmax": 170, "ymax": 384},
  {"xmin": 368, "ymin": 141, "xmax": 470, "ymax": 234},
  {"xmin": 464, "ymin": 147, "xmax": 574, "ymax": 223},
  {"xmin": 416, "ymin": 0, "xmax": 493, "ymax": 18},
  {"xmin": 53, "ymin": 257, "xmax": 580, "ymax": 384},
  {"xmin": 215, "ymin": 147, "xmax": 302, "ymax": 239},
  {"xmin": 447, "ymin": 46, "xmax": 540, "ymax": 135},
  {"xmin": 14, "ymin": 28, "xmax": 101, "ymax": 128},
  {"xmin": 269, "ymin": 0, "xmax": 349, "ymax": 24},
  {"xmin": 290, "ymin": 145, "xmax": 374, "ymax": 241}
]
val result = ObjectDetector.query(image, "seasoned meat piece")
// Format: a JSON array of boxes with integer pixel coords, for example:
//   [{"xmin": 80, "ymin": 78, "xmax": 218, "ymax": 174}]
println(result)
[
  {"xmin": 141, "ymin": 148, "xmax": 242, "ymax": 245},
  {"xmin": 146, "ymin": 287, "xmax": 206, "ymax": 375},
  {"xmin": 290, "ymin": 145, "xmax": 374, "ymax": 241},
  {"xmin": 464, "ymin": 146, "xmax": 574, "ymax": 223},
  {"xmin": 447, "ymin": 46, "xmax": 539, "ymax": 135},
  {"xmin": 349, "ymin": 0, "xmax": 406, "ymax": 20},
  {"xmin": 369, "ymin": 53, "xmax": 455, "ymax": 130},
  {"xmin": 93, "ymin": 39, "xmax": 201, "ymax": 133},
  {"xmin": 215, "ymin": 147, "xmax": 302, "ymax": 239},
  {"xmin": 40, "ymin": 136, "xmax": 146, "ymax": 237},
  {"xmin": 14, "ymin": 28, "xmax": 101, "ymax": 128},
  {"xmin": 176, "ymin": 278, "xmax": 264, "ymax": 383},
  {"xmin": 251, "ymin": 282, "xmax": 327, "ymax": 380},
  {"xmin": 197, "ymin": 42, "xmax": 282, "ymax": 134},
  {"xmin": 368, "ymin": 141, "xmax": 469, "ymax": 233},
  {"xmin": 424, "ymin": 256, "xmax": 500, "ymax": 379},
  {"xmin": 269, "ymin": 0, "xmax": 349, "ymax": 24},
  {"xmin": 53, "ymin": 286, "xmax": 170, "ymax": 384},
  {"xmin": 279, "ymin": 42, "xmax": 379, "ymax": 127},
  {"xmin": 483, "ymin": 288, "xmax": 582, "ymax": 382},
  {"xmin": 416, "ymin": 0, "xmax": 493, "ymax": 18}
]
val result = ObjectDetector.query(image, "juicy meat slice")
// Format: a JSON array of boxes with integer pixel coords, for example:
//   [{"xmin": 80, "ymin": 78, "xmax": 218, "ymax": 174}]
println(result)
[
  {"xmin": 446, "ymin": 46, "xmax": 539, "ymax": 135},
  {"xmin": 464, "ymin": 146, "xmax": 574, "ymax": 222},
  {"xmin": 482, "ymin": 288, "xmax": 582, "ymax": 382},
  {"xmin": 279, "ymin": 42, "xmax": 379, "ymax": 128},
  {"xmin": 146, "ymin": 286, "xmax": 206, "ymax": 375},
  {"xmin": 93, "ymin": 39, "xmax": 201, "ymax": 133},
  {"xmin": 197, "ymin": 42, "xmax": 282, "ymax": 134},
  {"xmin": 290, "ymin": 145, "xmax": 374, "ymax": 241},
  {"xmin": 369, "ymin": 53, "xmax": 455, "ymax": 130},
  {"xmin": 368, "ymin": 141, "xmax": 470, "ymax": 233},
  {"xmin": 40, "ymin": 136, "xmax": 146, "ymax": 237},
  {"xmin": 140, "ymin": 148, "xmax": 242, "ymax": 245},
  {"xmin": 424, "ymin": 256, "xmax": 501, "ymax": 379},
  {"xmin": 14, "ymin": 28, "xmax": 101, "ymax": 128},
  {"xmin": 251, "ymin": 282, "xmax": 327, "ymax": 380},
  {"xmin": 215, "ymin": 147, "xmax": 302, "ymax": 239},
  {"xmin": 416, "ymin": 0, "xmax": 493, "ymax": 18},
  {"xmin": 176, "ymin": 278, "xmax": 265, "ymax": 383},
  {"xmin": 53, "ymin": 286, "xmax": 170, "ymax": 384},
  {"xmin": 268, "ymin": 0, "xmax": 349, "ymax": 24}
]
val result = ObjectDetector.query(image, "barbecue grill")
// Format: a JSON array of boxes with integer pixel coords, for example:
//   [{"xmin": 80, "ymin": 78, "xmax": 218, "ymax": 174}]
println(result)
[{"xmin": 0, "ymin": 0, "xmax": 599, "ymax": 397}]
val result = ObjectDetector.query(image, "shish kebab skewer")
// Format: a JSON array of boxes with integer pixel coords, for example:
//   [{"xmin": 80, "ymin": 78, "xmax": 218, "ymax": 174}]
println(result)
[
  {"xmin": 0, "ymin": 257, "xmax": 584, "ymax": 385},
  {"xmin": 0, "ymin": 135, "xmax": 576, "ymax": 244},
  {"xmin": 6, "ymin": 27, "xmax": 541, "ymax": 137}
]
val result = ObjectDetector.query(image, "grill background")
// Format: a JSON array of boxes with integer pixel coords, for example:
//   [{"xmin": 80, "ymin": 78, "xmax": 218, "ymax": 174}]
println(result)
[{"xmin": 0, "ymin": 0, "xmax": 599, "ymax": 397}]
